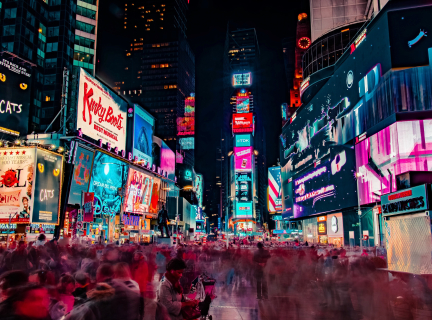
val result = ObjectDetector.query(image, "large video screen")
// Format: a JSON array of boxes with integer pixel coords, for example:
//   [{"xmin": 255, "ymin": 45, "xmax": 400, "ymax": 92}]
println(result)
[
  {"xmin": 0, "ymin": 59, "xmax": 32, "ymax": 136},
  {"xmin": 123, "ymin": 167, "xmax": 154, "ymax": 214},
  {"xmin": 356, "ymin": 120, "xmax": 432, "ymax": 205},
  {"xmin": 149, "ymin": 177, "xmax": 161, "ymax": 214},
  {"xmin": 89, "ymin": 152, "xmax": 128, "ymax": 218},
  {"xmin": 152, "ymin": 136, "xmax": 175, "ymax": 180},
  {"xmin": 236, "ymin": 172, "xmax": 252, "ymax": 202},
  {"xmin": 236, "ymin": 96, "xmax": 250, "ymax": 113},
  {"xmin": 233, "ymin": 113, "xmax": 253, "ymax": 134},
  {"xmin": 235, "ymin": 201, "xmax": 253, "ymax": 218},
  {"xmin": 77, "ymin": 68, "xmax": 128, "ymax": 151},
  {"xmin": 268, "ymin": 167, "xmax": 282, "ymax": 213},
  {"xmin": 133, "ymin": 104, "xmax": 154, "ymax": 167},
  {"xmin": 177, "ymin": 117, "xmax": 195, "ymax": 136},
  {"xmin": 284, "ymin": 146, "xmax": 357, "ymax": 219},
  {"xmin": 234, "ymin": 147, "xmax": 253, "ymax": 172},
  {"xmin": 68, "ymin": 145, "xmax": 94, "ymax": 206}
]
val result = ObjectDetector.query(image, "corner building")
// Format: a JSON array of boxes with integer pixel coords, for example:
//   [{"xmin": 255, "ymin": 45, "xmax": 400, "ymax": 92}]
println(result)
[{"xmin": 279, "ymin": 0, "xmax": 432, "ymax": 246}]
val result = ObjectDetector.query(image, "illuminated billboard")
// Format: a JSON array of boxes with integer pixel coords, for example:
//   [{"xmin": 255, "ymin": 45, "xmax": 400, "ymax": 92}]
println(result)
[
  {"xmin": 235, "ymin": 134, "xmax": 251, "ymax": 147},
  {"xmin": 233, "ymin": 113, "xmax": 253, "ymax": 134},
  {"xmin": 195, "ymin": 173, "xmax": 203, "ymax": 208},
  {"xmin": 68, "ymin": 144, "xmax": 94, "ymax": 205},
  {"xmin": 132, "ymin": 104, "xmax": 154, "ymax": 167},
  {"xmin": 0, "ymin": 58, "xmax": 32, "ymax": 136},
  {"xmin": 234, "ymin": 147, "xmax": 253, "ymax": 172},
  {"xmin": 356, "ymin": 120, "xmax": 432, "ymax": 205},
  {"xmin": 149, "ymin": 177, "xmax": 161, "ymax": 214},
  {"xmin": 236, "ymin": 202, "xmax": 253, "ymax": 218},
  {"xmin": 152, "ymin": 136, "xmax": 175, "ymax": 181},
  {"xmin": 177, "ymin": 117, "xmax": 194, "ymax": 136},
  {"xmin": 0, "ymin": 148, "xmax": 35, "ymax": 223},
  {"xmin": 89, "ymin": 151, "xmax": 128, "ymax": 218},
  {"xmin": 185, "ymin": 96, "xmax": 195, "ymax": 117},
  {"xmin": 268, "ymin": 167, "xmax": 282, "ymax": 213},
  {"xmin": 236, "ymin": 96, "xmax": 250, "ymax": 113},
  {"xmin": 32, "ymin": 149, "xmax": 63, "ymax": 224},
  {"xmin": 77, "ymin": 68, "xmax": 128, "ymax": 151},
  {"xmin": 180, "ymin": 137, "xmax": 194, "ymax": 150},
  {"xmin": 123, "ymin": 167, "xmax": 154, "ymax": 214},
  {"xmin": 232, "ymin": 72, "xmax": 251, "ymax": 87},
  {"xmin": 236, "ymin": 172, "xmax": 252, "ymax": 202},
  {"xmin": 176, "ymin": 163, "xmax": 195, "ymax": 188}
]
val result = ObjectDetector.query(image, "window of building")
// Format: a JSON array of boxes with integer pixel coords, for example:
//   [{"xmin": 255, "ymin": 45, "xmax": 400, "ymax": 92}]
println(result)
[
  {"xmin": 74, "ymin": 51, "xmax": 94, "ymax": 64},
  {"xmin": 1, "ymin": 42, "xmax": 14, "ymax": 52},
  {"xmin": 38, "ymin": 23, "xmax": 46, "ymax": 36},
  {"xmin": 47, "ymin": 26, "xmax": 59, "ymax": 37},
  {"xmin": 49, "ymin": 0, "xmax": 61, "ymax": 5},
  {"xmin": 24, "ymin": 28, "xmax": 34, "ymax": 42},
  {"xmin": 3, "ymin": 25, "xmax": 15, "ymax": 36},
  {"xmin": 48, "ymin": 11, "xmax": 60, "ymax": 21},
  {"xmin": 77, "ymin": 6, "xmax": 96, "ymax": 19},
  {"xmin": 46, "ymin": 42, "xmax": 58, "ymax": 52},
  {"xmin": 76, "ymin": 21, "xmax": 95, "ymax": 34},
  {"xmin": 44, "ymin": 74, "xmax": 56, "ymax": 85},
  {"xmin": 45, "ymin": 58, "xmax": 57, "ymax": 68},
  {"xmin": 75, "ymin": 35, "xmax": 95, "ymax": 49},
  {"xmin": 26, "ymin": 11, "xmax": 35, "ymax": 26},
  {"xmin": 4, "ymin": 8, "xmax": 17, "ymax": 19},
  {"xmin": 147, "ymin": 19, "xmax": 153, "ymax": 22}
]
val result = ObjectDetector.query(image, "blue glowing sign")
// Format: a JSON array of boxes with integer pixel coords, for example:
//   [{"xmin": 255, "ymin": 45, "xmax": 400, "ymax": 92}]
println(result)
[{"xmin": 235, "ymin": 134, "xmax": 251, "ymax": 147}]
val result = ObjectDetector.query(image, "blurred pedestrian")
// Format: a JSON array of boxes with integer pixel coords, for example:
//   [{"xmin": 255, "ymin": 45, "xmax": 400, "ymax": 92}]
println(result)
[{"xmin": 253, "ymin": 242, "xmax": 271, "ymax": 300}]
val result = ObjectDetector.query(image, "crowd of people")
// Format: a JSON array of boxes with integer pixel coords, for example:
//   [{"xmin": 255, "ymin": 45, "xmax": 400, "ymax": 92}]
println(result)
[{"xmin": 0, "ymin": 233, "xmax": 430, "ymax": 320}]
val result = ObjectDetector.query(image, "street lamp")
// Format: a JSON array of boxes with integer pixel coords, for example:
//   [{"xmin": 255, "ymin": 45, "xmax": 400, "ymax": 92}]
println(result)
[{"xmin": 356, "ymin": 172, "xmax": 363, "ymax": 251}]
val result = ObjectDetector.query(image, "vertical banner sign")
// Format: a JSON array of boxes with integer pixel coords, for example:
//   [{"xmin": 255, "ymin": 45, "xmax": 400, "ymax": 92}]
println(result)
[
  {"xmin": 32, "ymin": 148, "xmax": 63, "ymax": 224},
  {"xmin": 0, "ymin": 148, "xmax": 35, "ymax": 223},
  {"xmin": 68, "ymin": 145, "xmax": 94, "ymax": 205},
  {"xmin": 268, "ymin": 167, "xmax": 282, "ymax": 213},
  {"xmin": 83, "ymin": 192, "xmax": 94, "ymax": 222},
  {"xmin": 133, "ymin": 104, "xmax": 154, "ymax": 167}
]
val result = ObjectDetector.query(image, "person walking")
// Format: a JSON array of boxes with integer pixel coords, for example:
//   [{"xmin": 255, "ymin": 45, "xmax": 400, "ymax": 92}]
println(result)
[
  {"xmin": 253, "ymin": 242, "xmax": 271, "ymax": 300},
  {"xmin": 158, "ymin": 205, "xmax": 170, "ymax": 238}
]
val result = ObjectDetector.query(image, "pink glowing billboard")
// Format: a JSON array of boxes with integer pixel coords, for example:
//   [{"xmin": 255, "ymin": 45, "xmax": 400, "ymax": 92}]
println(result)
[
  {"xmin": 234, "ymin": 147, "xmax": 253, "ymax": 172},
  {"xmin": 355, "ymin": 120, "xmax": 432, "ymax": 205}
]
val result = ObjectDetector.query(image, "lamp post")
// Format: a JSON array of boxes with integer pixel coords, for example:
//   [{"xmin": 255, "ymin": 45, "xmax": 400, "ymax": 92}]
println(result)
[{"xmin": 356, "ymin": 172, "xmax": 363, "ymax": 251}]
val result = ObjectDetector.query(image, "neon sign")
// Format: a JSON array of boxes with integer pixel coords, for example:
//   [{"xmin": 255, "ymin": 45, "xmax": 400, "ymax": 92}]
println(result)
[
  {"xmin": 408, "ymin": 29, "xmax": 427, "ymax": 48},
  {"xmin": 350, "ymin": 29, "xmax": 367, "ymax": 54}
]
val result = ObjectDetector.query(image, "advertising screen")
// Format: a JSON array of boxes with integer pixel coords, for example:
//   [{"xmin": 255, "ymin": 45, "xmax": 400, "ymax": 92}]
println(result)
[
  {"xmin": 0, "ymin": 59, "xmax": 32, "ymax": 136},
  {"xmin": 0, "ymin": 148, "xmax": 35, "ymax": 223},
  {"xmin": 32, "ymin": 149, "xmax": 63, "ymax": 224},
  {"xmin": 123, "ymin": 167, "xmax": 154, "ymax": 215},
  {"xmin": 235, "ymin": 134, "xmax": 251, "ymax": 147},
  {"xmin": 177, "ymin": 117, "xmax": 195, "ymax": 136},
  {"xmin": 89, "ymin": 151, "xmax": 128, "ymax": 218},
  {"xmin": 268, "ymin": 167, "xmax": 282, "ymax": 213},
  {"xmin": 77, "ymin": 68, "xmax": 128, "ymax": 151},
  {"xmin": 180, "ymin": 137, "xmax": 194, "ymax": 150},
  {"xmin": 235, "ymin": 202, "xmax": 253, "ymax": 218},
  {"xmin": 149, "ymin": 177, "xmax": 161, "ymax": 214},
  {"xmin": 185, "ymin": 96, "xmax": 195, "ymax": 116},
  {"xmin": 194, "ymin": 173, "xmax": 203, "ymax": 207},
  {"xmin": 152, "ymin": 136, "xmax": 175, "ymax": 180},
  {"xmin": 236, "ymin": 96, "xmax": 250, "ymax": 113},
  {"xmin": 232, "ymin": 72, "xmax": 252, "ymax": 86},
  {"xmin": 236, "ymin": 172, "xmax": 252, "ymax": 202},
  {"xmin": 133, "ymin": 104, "xmax": 154, "ymax": 167},
  {"xmin": 176, "ymin": 163, "xmax": 195, "ymax": 188},
  {"xmin": 286, "ymin": 146, "xmax": 357, "ymax": 219},
  {"xmin": 234, "ymin": 147, "xmax": 253, "ymax": 172},
  {"xmin": 356, "ymin": 120, "xmax": 432, "ymax": 205},
  {"xmin": 233, "ymin": 113, "xmax": 253, "ymax": 133},
  {"xmin": 68, "ymin": 145, "xmax": 94, "ymax": 206}
]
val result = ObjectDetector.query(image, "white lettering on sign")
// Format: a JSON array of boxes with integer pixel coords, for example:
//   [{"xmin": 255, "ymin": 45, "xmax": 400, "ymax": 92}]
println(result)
[
  {"xmin": 40, "ymin": 189, "xmax": 55, "ymax": 202},
  {"xmin": 0, "ymin": 100, "xmax": 22, "ymax": 114}
]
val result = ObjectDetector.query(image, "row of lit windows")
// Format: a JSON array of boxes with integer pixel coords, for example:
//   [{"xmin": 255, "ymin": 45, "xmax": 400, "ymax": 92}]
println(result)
[
  {"xmin": 152, "ymin": 43, "xmax": 169, "ymax": 47},
  {"xmin": 132, "ymin": 42, "xmax": 143, "ymax": 46},
  {"xmin": 151, "ymin": 64, "xmax": 169, "ymax": 68}
]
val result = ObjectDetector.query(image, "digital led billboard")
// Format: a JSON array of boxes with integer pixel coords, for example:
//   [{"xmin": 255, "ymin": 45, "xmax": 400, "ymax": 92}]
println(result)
[
  {"xmin": 32, "ymin": 149, "xmax": 63, "ymax": 224},
  {"xmin": 176, "ymin": 163, "xmax": 195, "ymax": 188},
  {"xmin": 68, "ymin": 145, "xmax": 94, "ymax": 206},
  {"xmin": 152, "ymin": 136, "xmax": 175, "ymax": 181},
  {"xmin": 195, "ymin": 173, "xmax": 203, "ymax": 208},
  {"xmin": 77, "ymin": 68, "xmax": 128, "ymax": 151},
  {"xmin": 123, "ymin": 167, "xmax": 153, "ymax": 214},
  {"xmin": 133, "ymin": 104, "xmax": 154, "ymax": 167},
  {"xmin": 283, "ymin": 146, "xmax": 357, "ymax": 218},
  {"xmin": 185, "ymin": 96, "xmax": 195, "ymax": 117},
  {"xmin": 148, "ymin": 177, "xmax": 161, "ymax": 214},
  {"xmin": 235, "ymin": 202, "xmax": 253, "ymax": 218},
  {"xmin": 177, "ymin": 117, "xmax": 195, "ymax": 136},
  {"xmin": 236, "ymin": 96, "xmax": 250, "ymax": 113},
  {"xmin": 356, "ymin": 120, "xmax": 432, "ymax": 205},
  {"xmin": 89, "ymin": 152, "xmax": 128, "ymax": 218},
  {"xmin": 179, "ymin": 137, "xmax": 194, "ymax": 150},
  {"xmin": 268, "ymin": 167, "xmax": 282, "ymax": 213},
  {"xmin": 232, "ymin": 73, "xmax": 251, "ymax": 87},
  {"xmin": 233, "ymin": 113, "xmax": 253, "ymax": 134},
  {"xmin": 236, "ymin": 172, "xmax": 252, "ymax": 202},
  {"xmin": 235, "ymin": 134, "xmax": 251, "ymax": 147},
  {"xmin": 0, "ymin": 148, "xmax": 35, "ymax": 223},
  {"xmin": 0, "ymin": 59, "xmax": 32, "ymax": 136},
  {"xmin": 234, "ymin": 147, "xmax": 253, "ymax": 172}
]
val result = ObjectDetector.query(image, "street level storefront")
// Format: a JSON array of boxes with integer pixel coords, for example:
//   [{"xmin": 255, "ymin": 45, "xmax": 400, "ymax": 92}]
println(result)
[{"xmin": 326, "ymin": 212, "xmax": 344, "ymax": 247}]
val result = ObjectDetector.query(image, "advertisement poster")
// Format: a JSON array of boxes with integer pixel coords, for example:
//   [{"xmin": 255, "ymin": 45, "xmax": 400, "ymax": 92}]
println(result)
[
  {"xmin": 235, "ymin": 202, "xmax": 253, "ymax": 218},
  {"xmin": 0, "ymin": 59, "xmax": 32, "ymax": 136},
  {"xmin": 89, "ymin": 152, "xmax": 128, "ymax": 218},
  {"xmin": 123, "ymin": 167, "xmax": 154, "ymax": 214},
  {"xmin": 233, "ymin": 113, "xmax": 253, "ymax": 133},
  {"xmin": 152, "ymin": 136, "xmax": 175, "ymax": 180},
  {"xmin": 232, "ymin": 72, "xmax": 251, "ymax": 86},
  {"xmin": 236, "ymin": 96, "xmax": 250, "ymax": 113},
  {"xmin": 32, "ymin": 149, "xmax": 63, "ymax": 224},
  {"xmin": 149, "ymin": 177, "xmax": 161, "ymax": 214},
  {"xmin": 235, "ymin": 134, "xmax": 251, "ymax": 147},
  {"xmin": 268, "ymin": 167, "xmax": 282, "ymax": 213},
  {"xmin": 185, "ymin": 96, "xmax": 195, "ymax": 116},
  {"xmin": 83, "ymin": 192, "xmax": 94, "ymax": 222},
  {"xmin": 236, "ymin": 172, "xmax": 252, "ymax": 202},
  {"xmin": 77, "ymin": 68, "xmax": 128, "ymax": 151},
  {"xmin": 234, "ymin": 147, "xmax": 253, "ymax": 172},
  {"xmin": 177, "ymin": 117, "xmax": 195, "ymax": 136},
  {"xmin": 133, "ymin": 104, "xmax": 154, "ymax": 167},
  {"xmin": 0, "ymin": 148, "xmax": 35, "ymax": 223},
  {"xmin": 68, "ymin": 145, "xmax": 94, "ymax": 205}
]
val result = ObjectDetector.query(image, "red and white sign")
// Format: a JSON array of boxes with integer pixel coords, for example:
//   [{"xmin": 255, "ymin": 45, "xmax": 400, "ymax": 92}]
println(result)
[
  {"xmin": 233, "ymin": 113, "xmax": 253, "ymax": 133},
  {"xmin": 77, "ymin": 68, "xmax": 127, "ymax": 151},
  {"xmin": 82, "ymin": 192, "xmax": 94, "ymax": 222}
]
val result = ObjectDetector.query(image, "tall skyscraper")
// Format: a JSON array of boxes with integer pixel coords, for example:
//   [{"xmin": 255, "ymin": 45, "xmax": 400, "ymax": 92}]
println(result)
[{"xmin": 0, "ymin": 0, "xmax": 98, "ymax": 134}]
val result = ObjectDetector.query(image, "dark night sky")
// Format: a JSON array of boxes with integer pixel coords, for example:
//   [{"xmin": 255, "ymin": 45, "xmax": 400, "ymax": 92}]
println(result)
[{"xmin": 188, "ymin": 0, "xmax": 308, "ymax": 193}]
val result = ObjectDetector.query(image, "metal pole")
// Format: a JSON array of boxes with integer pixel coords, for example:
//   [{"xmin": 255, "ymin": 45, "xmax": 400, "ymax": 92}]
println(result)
[
  {"xmin": 356, "ymin": 174, "xmax": 363, "ymax": 251},
  {"xmin": 7, "ymin": 214, "xmax": 11, "ymax": 248}
]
